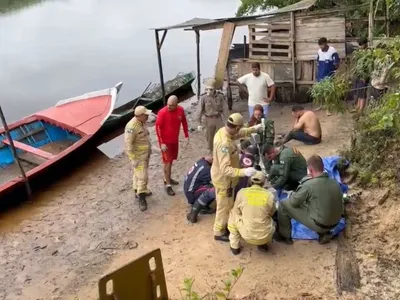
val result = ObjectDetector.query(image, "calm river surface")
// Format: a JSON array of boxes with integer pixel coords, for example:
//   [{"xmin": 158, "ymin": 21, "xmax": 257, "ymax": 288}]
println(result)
[{"xmin": 0, "ymin": 0, "xmax": 246, "ymax": 123}]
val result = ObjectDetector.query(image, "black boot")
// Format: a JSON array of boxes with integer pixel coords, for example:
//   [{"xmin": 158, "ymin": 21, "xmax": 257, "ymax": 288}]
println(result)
[
  {"xmin": 135, "ymin": 189, "xmax": 152, "ymax": 199},
  {"xmin": 318, "ymin": 232, "xmax": 333, "ymax": 245},
  {"xmin": 273, "ymin": 231, "xmax": 293, "ymax": 245},
  {"xmin": 187, "ymin": 201, "xmax": 204, "ymax": 223},
  {"xmin": 257, "ymin": 244, "xmax": 269, "ymax": 252},
  {"xmin": 138, "ymin": 193, "xmax": 147, "ymax": 212},
  {"xmin": 214, "ymin": 232, "xmax": 230, "ymax": 242},
  {"xmin": 199, "ymin": 206, "xmax": 216, "ymax": 215},
  {"xmin": 230, "ymin": 247, "xmax": 241, "ymax": 255}
]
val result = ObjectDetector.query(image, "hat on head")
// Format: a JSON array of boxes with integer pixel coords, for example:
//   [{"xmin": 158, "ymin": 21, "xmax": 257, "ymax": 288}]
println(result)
[
  {"xmin": 134, "ymin": 106, "xmax": 152, "ymax": 116},
  {"xmin": 228, "ymin": 113, "xmax": 244, "ymax": 126},
  {"xmin": 250, "ymin": 171, "xmax": 266, "ymax": 184},
  {"xmin": 205, "ymin": 78, "xmax": 216, "ymax": 89}
]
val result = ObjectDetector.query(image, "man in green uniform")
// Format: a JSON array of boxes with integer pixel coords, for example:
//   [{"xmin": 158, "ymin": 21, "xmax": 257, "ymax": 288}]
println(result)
[
  {"xmin": 275, "ymin": 155, "xmax": 343, "ymax": 245},
  {"xmin": 262, "ymin": 144, "xmax": 307, "ymax": 191}
]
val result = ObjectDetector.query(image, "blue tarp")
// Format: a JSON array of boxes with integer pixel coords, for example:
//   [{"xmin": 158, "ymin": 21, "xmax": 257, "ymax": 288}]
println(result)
[{"xmin": 277, "ymin": 156, "xmax": 348, "ymax": 240}]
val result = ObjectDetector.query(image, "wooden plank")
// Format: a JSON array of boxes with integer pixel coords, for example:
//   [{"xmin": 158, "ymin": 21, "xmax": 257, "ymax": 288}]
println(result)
[
  {"xmin": 290, "ymin": 12, "xmax": 296, "ymax": 95},
  {"xmin": 0, "ymin": 126, "xmax": 45, "ymax": 149},
  {"xmin": 250, "ymin": 32, "xmax": 290, "ymax": 38},
  {"xmin": 250, "ymin": 24, "xmax": 291, "ymax": 30},
  {"xmin": 250, "ymin": 55, "xmax": 291, "ymax": 61},
  {"xmin": 251, "ymin": 39, "xmax": 291, "ymax": 46},
  {"xmin": 335, "ymin": 234, "xmax": 361, "ymax": 294},
  {"xmin": 214, "ymin": 22, "xmax": 236, "ymax": 89},
  {"xmin": 2, "ymin": 139, "xmax": 54, "ymax": 160},
  {"xmin": 249, "ymin": 46, "xmax": 291, "ymax": 54}
]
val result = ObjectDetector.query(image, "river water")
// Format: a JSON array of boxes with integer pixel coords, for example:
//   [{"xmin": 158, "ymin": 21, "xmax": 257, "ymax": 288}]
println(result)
[{"xmin": 0, "ymin": 0, "xmax": 246, "ymax": 123}]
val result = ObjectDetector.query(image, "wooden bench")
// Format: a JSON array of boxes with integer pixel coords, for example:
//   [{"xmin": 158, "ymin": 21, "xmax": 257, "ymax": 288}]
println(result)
[{"xmin": 2, "ymin": 139, "xmax": 54, "ymax": 160}]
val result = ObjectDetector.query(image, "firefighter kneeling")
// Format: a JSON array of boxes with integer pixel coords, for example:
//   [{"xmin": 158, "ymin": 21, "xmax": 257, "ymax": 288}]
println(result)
[{"xmin": 227, "ymin": 171, "xmax": 276, "ymax": 255}]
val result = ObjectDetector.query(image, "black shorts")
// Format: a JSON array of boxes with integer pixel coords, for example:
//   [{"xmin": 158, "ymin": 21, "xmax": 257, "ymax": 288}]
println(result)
[{"xmin": 354, "ymin": 79, "xmax": 368, "ymax": 99}]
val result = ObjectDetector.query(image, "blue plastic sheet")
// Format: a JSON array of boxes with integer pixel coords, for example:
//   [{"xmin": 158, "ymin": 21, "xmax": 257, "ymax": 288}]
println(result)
[{"xmin": 277, "ymin": 156, "xmax": 348, "ymax": 240}]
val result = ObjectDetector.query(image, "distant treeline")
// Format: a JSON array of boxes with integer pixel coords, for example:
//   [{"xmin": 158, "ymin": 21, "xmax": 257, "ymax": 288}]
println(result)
[{"xmin": 0, "ymin": 0, "xmax": 45, "ymax": 14}]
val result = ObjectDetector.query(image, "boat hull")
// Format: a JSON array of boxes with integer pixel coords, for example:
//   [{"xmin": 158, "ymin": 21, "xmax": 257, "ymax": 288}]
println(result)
[
  {"xmin": 0, "ymin": 84, "xmax": 122, "ymax": 203},
  {"xmin": 100, "ymin": 73, "xmax": 195, "ymax": 135}
]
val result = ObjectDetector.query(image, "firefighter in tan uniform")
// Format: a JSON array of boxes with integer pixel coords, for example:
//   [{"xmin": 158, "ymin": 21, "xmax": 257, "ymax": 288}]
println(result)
[
  {"xmin": 211, "ymin": 113, "xmax": 263, "ymax": 241},
  {"xmin": 197, "ymin": 78, "xmax": 228, "ymax": 153},
  {"xmin": 228, "ymin": 171, "xmax": 276, "ymax": 255},
  {"xmin": 125, "ymin": 106, "xmax": 153, "ymax": 212}
]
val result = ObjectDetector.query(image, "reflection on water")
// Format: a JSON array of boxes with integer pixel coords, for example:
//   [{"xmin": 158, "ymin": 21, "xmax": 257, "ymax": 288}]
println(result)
[{"xmin": 0, "ymin": 0, "xmax": 245, "ymax": 123}]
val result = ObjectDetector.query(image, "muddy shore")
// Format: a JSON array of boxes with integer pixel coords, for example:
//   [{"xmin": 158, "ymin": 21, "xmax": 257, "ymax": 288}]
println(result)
[{"xmin": 0, "ymin": 99, "xmax": 394, "ymax": 300}]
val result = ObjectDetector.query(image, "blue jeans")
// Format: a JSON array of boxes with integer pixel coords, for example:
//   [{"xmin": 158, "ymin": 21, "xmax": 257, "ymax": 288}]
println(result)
[
  {"xmin": 286, "ymin": 130, "xmax": 321, "ymax": 145},
  {"xmin": 248, "ymin": 105, "xmax": 269, "ymax": 118}
]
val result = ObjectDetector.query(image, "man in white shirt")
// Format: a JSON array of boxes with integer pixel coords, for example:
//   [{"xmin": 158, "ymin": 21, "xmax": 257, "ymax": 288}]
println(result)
[{"xmin": 236, "ymin": 62, "xmax": 276, "ymax": 118}]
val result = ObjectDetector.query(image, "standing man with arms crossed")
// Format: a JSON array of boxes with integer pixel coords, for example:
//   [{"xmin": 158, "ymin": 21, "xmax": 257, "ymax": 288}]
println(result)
[
  {"xmin": 156, "ymin": 95, "xmax": 189, "ymax": 196},
  {"xmin": 197, "ymin": 78, "xmax": 228, "ymax": 153},
  {"xmin": 212, "ymin": 113, "xmax": 263, "ymax": 242},
  {"xmin": 125, "ymin": 106, "xmax": 154, "ymax": 212},
  {"xmin": 236, "ymin": 62, "xmax": 276, "ymax": 118},
  {"xmin": 316, "ymin": 37, "xmax": 340, "ymax": 116}
]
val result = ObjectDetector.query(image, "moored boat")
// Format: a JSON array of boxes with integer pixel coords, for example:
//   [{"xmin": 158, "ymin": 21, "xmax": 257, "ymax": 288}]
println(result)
[
  {"xmin": 0, "ymin": 82, "xmax": 123, "ymax": 201},
  {"xmin": 102, "ymin": 72, "xmax": 195, "ymax": 133}
]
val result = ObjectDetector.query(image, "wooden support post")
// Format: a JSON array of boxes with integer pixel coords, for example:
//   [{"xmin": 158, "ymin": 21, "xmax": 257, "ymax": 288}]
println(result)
[
  {"xmin": 290, "ymin": 12, "xmax": 296, "ymax": 96},
  {"xmin": 385, "ymin": 0, "xmax": 390, "ymax": 37},
  {"xmin": 195, "ymin": 30, "xmax": 201, "ymax": 100},
  {"xmin": 243, "ymin": 35, "xmax": 247, "ymax": 58},
  {"xmin": 0, "ymin": 105, "xmax": 32, "ymax": 198},
  {"xmin": 155, "ymin": 30, "xmax": 167, "ymax": 105},
  {"xmin": 226, "ymin": 62, "xmax": 233, "ymax": 111},
  {"xmin": 368, "ymin": 0, "xmax": 374, "ymax": 47},
  {"xmin": 214, "ymin": 22, "xmax": 236, "ymax": 90}
]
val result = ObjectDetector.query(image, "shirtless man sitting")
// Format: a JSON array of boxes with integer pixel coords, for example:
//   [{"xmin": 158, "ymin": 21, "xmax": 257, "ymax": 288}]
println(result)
[{"xmin": 278, "ymin": 105, "xmax": 322, "ymax": 145}]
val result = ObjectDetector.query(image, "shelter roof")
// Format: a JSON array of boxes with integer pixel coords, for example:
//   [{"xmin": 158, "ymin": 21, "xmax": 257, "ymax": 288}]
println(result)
[{"xmin": 151, "ymin": 0, "xmax": 317, "ymax": 31}]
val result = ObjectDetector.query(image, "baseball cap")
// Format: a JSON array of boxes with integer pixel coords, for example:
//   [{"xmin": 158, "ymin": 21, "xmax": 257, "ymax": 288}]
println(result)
[
  {"xmin": 134, "ymin": 106, "xmax": 152, "ymax": 116},
  {"xmin": 228, "ymin": 113, "xmax": 244, "ymax": 126},
  {"xmin": 250, "ymin": 171, "xmax": 266, "ymax": 184}
]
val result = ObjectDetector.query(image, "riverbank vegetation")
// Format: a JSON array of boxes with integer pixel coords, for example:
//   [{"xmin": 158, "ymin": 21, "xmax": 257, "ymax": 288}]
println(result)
[
  {"xmin": 308, "ymin": 37, "xmax": 400, "ymax": 189},
  {"xmin": 237, "ymin": 0, "xmax": 400, "ymax": 35}
]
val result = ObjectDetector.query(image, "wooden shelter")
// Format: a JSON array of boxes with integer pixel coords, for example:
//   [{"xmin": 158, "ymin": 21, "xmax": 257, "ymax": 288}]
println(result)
[{"xmin": 151, "ymin": 0, "xmax": 390, "ymax": 105}]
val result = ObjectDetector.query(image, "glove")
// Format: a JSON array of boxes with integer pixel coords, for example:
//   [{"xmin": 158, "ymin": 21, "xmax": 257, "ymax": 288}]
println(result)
[
  {"xmin": 160, "ymin": 144, "xmax": 168, "ymax": 152},
  {"xmin": 252, "ymin": 124, "xmax": 263, "ymax": 131},
  {"xmin": 197, "ymin": 125, "xmax": 203, "ymax": 131},
  {"xmin": 244, "ymin": 167, "xmax": 257, "ymax": 177}
]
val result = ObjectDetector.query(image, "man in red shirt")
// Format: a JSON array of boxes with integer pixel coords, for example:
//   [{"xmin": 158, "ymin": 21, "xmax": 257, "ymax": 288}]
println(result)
[{"xmin": 156, "ymin": 95, "xmax": 189, "ymax": 196}]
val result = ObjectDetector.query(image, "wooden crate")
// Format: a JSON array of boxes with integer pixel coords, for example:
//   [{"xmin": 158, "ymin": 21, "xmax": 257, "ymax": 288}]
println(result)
[{"xmin": 248, "ymin": 23, "xmax": 292, "ymax": 61}]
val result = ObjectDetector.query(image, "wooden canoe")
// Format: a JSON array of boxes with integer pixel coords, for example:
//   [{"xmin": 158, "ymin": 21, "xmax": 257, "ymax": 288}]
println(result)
[
  {"xmin": 0, "ymin": 83, "xmax": 123, "ymax": 201},
  {"xmin": 101, "ymin": 72, "xmax": 195, "ymax": 133}
]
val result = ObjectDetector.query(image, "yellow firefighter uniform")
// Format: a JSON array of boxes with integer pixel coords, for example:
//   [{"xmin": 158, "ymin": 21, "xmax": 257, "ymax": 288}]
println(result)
[
  {"xmin": 211, "ymin": 113, "xmax": 260, "ymax": 237},
  {"xmin": 228, "ymin": 171, "xmax": 276, "ymax": 250},
  {"xmin": 124, "ymin": 106, "xmax": 152, "ymax": 195}
]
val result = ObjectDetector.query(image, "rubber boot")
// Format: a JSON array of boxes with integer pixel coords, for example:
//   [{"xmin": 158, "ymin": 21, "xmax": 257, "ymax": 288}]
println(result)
[
  {"xmin": 138, "ymin": 193, "xmax": 148, "ymax": 212},
  {"xmin": 257, "ymin": 244, "xmax": 269, "ymax": 252},
  {"xmin": 318, "ymin": 232, "xmax": 333, "ymax": 245},
  {"xmin": 214, "ymin": 232, "xmax": 230, "ymax": 242},
  {"xmin": 230, "ymin": 247, "xmax": 241, "ymax": 255},
  {"xmin": 273, "ymin": 231, "xmax": 293, "ymax": 245},
  {"xmin": 135, "ymin": 189, "xmax": 152, "ymax": 199},
  {"xmin": 187, "ymin": 201, "xmax": 204, "ymax": 223}
]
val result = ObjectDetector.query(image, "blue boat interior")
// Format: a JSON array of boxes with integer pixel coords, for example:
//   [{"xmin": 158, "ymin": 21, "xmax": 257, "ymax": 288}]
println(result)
[{"xmin": 0, "ymin": 120, "xmax": 82, "ymax": 184}]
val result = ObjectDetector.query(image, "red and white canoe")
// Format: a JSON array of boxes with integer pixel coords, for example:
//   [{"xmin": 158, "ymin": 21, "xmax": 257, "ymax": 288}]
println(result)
[{"xmin": 0, "ymin": 82, "xmax": 123, "ymax": 200}]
